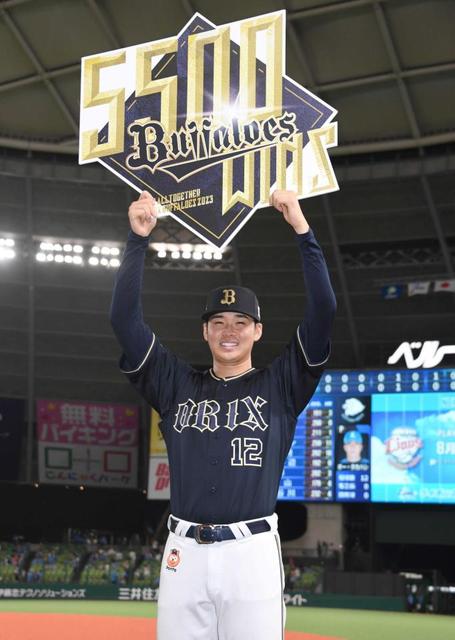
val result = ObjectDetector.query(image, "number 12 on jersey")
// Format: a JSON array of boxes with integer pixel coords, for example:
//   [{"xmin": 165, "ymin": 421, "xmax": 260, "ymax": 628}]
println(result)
[{"xmin": 231, "ymin": 438, "xmax": 263, "ymax": 467}]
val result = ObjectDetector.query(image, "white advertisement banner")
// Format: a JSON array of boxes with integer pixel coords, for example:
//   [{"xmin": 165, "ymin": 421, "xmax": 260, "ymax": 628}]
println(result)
[{"xmin": 37, "ymin": 399, "xmax": 139, "ymax": 489}]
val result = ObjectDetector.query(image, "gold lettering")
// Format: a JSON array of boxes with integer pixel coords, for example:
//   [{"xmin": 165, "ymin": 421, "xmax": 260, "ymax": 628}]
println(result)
[
  {"xmin": 81, "ymin": 51, "xmax": 126, "ymax": 161},
  {"xmin": 222, "ymin": 152, "xmax": 255, "ymax": 214},
  {"xmin": 239, "ymin": 13, "xmax": 283, "ymax": 122},
  {"xmin": 259, "ymin": 146, "xmax": 271, "ymax": 204},
  {"xmin": 276, "ymin": 132, "xmax": 303, "ymax": 193},
  {"xmin": 136, "ymin": 38, "xmax": 178, "ymax": 134},
  {"xmin": 187, "ymin": 27, "xmax": 230, "ymax": 125},
  {"xmin": 307, "ymin": 123, "xmax": 338, "ymax": 195}
]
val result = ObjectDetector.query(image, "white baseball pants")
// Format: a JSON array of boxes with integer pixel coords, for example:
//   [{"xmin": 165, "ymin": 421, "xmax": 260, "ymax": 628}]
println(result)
[{"xmin": 157, "ymin": 513, "xmax": 285, "ymax": 640}]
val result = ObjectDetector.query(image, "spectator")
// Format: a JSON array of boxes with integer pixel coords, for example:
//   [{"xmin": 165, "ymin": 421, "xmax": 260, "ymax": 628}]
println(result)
[{"xmin": 111, "ymin": 565, "xmax": 118, "ymax": 584}]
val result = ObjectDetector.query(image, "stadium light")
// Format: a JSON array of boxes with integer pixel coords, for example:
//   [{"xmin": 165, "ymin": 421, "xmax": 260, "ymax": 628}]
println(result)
[
  {"xmin": 34, "ymin": 239, "xmax": 121, "ymax": 268},
  {"xmin": 150, "ymin": 241, "xmax": 224, "ymax": 263},
  {"xmin": 181, "ymin": 244, "xmax": 192, "ymax": 259},
  {"xmin": 0, "ymin": 247, "xmax": 16, "ymax": 260},
  {"xmin": 0, "ymin": 238, "xmax": 15, "ymax": 247},
  {"xmin": 0, "ymin": 237, "xmax": 16, "ymax": 261}
]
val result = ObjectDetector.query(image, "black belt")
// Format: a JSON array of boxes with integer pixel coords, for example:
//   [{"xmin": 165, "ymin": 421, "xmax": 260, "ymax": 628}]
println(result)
[{"xmin": 169, "ymin": 516, "xmax": 271, "ymax": 544}]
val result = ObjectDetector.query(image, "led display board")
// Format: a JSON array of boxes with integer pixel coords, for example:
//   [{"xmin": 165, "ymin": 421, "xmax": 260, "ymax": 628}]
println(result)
[{"xmin": 278, "ymin": 369, "xmax": 455, "ymax": 504}]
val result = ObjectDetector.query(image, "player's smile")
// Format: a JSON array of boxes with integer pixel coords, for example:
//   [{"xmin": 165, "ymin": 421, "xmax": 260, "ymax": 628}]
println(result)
[
  {"xmin": 220, "ymin": 341, "xmax": 239, "ymax": 349},
  {"xmin": 219, "ymin": 335, "xmax": 240, "ymax": 349}
]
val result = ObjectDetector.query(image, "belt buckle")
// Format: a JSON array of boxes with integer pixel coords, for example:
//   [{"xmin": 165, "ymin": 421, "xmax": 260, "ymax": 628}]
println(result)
[{"xmin": 194, "ymin": 524, "xmax": 215, "ymax": 544}]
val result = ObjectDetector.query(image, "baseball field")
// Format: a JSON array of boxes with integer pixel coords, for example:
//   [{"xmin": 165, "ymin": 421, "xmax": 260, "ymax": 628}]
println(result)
[{"xmin": 0, "ymin": 601, "xmax": 453, "ymax": 640}]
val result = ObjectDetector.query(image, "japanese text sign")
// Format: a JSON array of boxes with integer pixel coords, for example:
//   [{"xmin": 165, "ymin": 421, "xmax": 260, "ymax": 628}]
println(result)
[{"xmin": 37, "ymin": 399, "xmax": 139, "ymax": 489}]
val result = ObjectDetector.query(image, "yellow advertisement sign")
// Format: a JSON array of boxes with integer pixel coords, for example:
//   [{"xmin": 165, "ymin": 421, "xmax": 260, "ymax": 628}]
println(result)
[{"xmin": 149, "ymin": 409, "xmax": 167, "ymax": 457}]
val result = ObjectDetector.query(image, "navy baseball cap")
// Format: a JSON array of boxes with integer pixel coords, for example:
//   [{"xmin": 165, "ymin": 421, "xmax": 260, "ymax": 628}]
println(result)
[
  {"xmin": 202, "ymin": 285, "xmax": 261, "ymax": 322},
  {"xmin": 343, "ymin": 430, "xmax": 363, "ymax": 444}
]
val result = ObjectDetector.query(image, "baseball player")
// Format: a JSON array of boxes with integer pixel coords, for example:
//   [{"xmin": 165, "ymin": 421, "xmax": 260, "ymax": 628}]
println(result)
[
  {"xmin": 339, "ymin": 430, "xmax": 369, "ymax": 466},
  {"xmin": 110, "ymin": 189, "xmax": 336, "ymax": 640}
]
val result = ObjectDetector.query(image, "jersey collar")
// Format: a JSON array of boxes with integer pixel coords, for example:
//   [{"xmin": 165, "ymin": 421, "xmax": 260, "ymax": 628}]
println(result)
[{"xmin": 209, "ymin": 367, "xmax": 255, "ymax": 382}]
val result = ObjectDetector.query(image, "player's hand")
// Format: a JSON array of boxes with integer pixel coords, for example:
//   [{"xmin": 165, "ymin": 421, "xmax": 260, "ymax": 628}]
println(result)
[
  {"xmin": 270, "ymin": 190, "xmax": 309, "ymax": 234},
  {"xmin": 128, "ymin": 191, "xmax": 159, "ymax": 237}
]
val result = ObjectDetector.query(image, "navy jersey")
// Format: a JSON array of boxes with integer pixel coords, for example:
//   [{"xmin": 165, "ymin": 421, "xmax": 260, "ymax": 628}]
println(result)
[
  {"xmin": 120, "ymin": 329, "xmax": 326, "ymax": 523},
  {"xmin": 110, "ymin": 228, "xmax": 336, "ymax": 523}
]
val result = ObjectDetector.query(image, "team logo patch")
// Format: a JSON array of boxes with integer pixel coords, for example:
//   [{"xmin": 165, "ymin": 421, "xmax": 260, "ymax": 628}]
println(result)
[
  {"xmin": 385, "ymin": 427, "xmax": 423, "ymax": 470},
  {"xmin": 220, "ymin": 289, "xmax": 236, "ymax": 305},
  {"xmin": 166, "ymin": 548, "xmax": 181, "ymax": 572}
]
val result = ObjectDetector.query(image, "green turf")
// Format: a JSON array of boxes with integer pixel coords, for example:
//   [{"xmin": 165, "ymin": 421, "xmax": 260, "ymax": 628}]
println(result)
[
  {"xmin": 285, "ymin": 606, "xmax": 455, "ymax": 640},
  {"xmin": 0, "ymin": 600, "xmax": 157, "ymax": 618},
  {"xmin": 0, "ymin": 601, "xmax": 453, "ymax": 639}
]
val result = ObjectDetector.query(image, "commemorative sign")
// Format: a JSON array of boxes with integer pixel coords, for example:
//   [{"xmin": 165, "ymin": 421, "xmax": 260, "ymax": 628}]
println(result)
[{"xmin": 79, "ymin": 11, "xmax": 339, "ymax": 248}]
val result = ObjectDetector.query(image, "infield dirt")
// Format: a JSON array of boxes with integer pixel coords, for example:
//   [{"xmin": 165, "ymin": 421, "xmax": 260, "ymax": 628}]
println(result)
[{"xmin": 0, "ymin": 612, "xmax": 344, "ymax": 640}]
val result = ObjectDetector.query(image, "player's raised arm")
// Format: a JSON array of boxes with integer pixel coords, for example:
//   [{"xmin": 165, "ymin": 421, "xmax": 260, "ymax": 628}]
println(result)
[
  {"xmin": 270, "ymin": 190, "xmax": 337, "ymax": 365},
  {"xmin": 109, "ymin": 191, "xmax": 158, "ymax": 369}
]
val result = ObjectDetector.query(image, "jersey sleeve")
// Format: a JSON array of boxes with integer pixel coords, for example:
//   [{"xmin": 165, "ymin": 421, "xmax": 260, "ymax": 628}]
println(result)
[
  {"xmin": 271, "ymin": 327, "xmax": 328, "ymax": 421},
  {"xmin": 296, "ymin": 229, "xmax": 336, "ymax": 364},
  {"xmin": 110, "ymin": 230, "xmax": 154, "ymax": 370},
  {"xmin": 110, "ymin": 229, "xmax": 191, "ymax": 417},
  {"xmin": 271, "ymin": 228, "xmax": 335, "ymax": 420},
  {"xmin": 119, "ymin": 334, "xmax": 192, "ymax": 419}
]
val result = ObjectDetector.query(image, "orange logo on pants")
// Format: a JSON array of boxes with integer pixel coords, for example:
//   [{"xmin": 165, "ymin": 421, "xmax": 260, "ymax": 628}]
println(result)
[{"xmin": 166, "ymin": 548, "xmax": 181, "ymax": 569}]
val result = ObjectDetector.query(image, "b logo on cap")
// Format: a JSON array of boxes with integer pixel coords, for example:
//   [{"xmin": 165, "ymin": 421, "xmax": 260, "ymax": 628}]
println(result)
[{"xmin": 220, "ymin": 289, "xmax": 236, "ymax": 306}]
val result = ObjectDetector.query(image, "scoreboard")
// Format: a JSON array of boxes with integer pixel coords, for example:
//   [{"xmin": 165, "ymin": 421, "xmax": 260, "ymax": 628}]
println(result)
[
  {"xmin": 278, "ymin": 368, "xmax": 455, "ymax": 505},
  {"xmin": 280, "ymin": 402, "xmax": 334, "ymax": 501}
]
